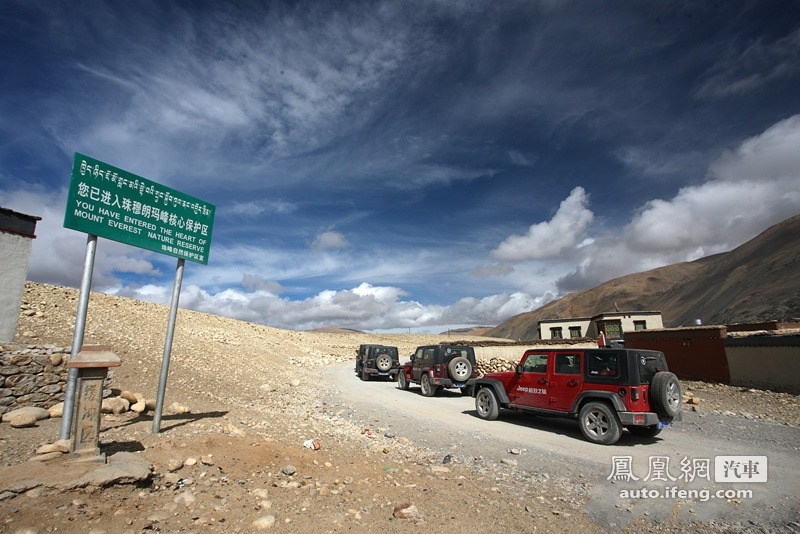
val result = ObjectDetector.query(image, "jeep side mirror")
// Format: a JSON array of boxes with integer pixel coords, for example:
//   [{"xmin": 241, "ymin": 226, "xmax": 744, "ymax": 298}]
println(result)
[{"xmin": 516, "ymin": 364, "xmax": 523, "ymax": 375}]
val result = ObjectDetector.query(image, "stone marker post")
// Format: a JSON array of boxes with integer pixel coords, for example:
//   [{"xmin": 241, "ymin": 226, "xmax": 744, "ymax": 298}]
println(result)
[{"xmin": 66, "ymin": 345, "xmax": 120, "ymax": 462}]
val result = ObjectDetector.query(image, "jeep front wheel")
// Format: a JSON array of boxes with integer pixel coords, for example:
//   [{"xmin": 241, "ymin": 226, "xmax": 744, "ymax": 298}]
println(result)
[
  {"xmin": 397, "ymin": 372, "xmax": 409, "ymax": 390},
  {"xmin": 375, "ymin": 354, "xmax": 392, "ymax": 372},
  {"xmin": 448, "ymin": 357, "xmax": 472, "ymax": 382},
  {"xmin": 650, "ymin": 372, "xmax": 681, "ymax": 418},
  {"xmin": 578, "ymin": 401, "xmax": 622, "ymax": 445},
  {"xmin": 475, "ymin": 387, "xmax": 500, "ymax": 420},
  {"xmin": 420, "ymin": 374, "xmax": 436, "ymax": 397}
]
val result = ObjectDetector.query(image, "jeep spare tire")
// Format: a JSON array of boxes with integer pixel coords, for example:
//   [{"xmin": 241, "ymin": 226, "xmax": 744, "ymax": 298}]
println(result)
[
  {"xmin": 375, "ymin": 354, "xmax": 393, "ymax": 372},
  {"xmin": 650, "ymin": 371, "xmax": 681, "ymax": 418},
  {"xmin": 447, "ymin": 357, "xmax": 472, "ymax": 382}
]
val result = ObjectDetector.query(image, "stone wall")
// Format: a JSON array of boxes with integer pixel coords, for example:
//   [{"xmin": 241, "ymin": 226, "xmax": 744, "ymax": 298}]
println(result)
[{"xmin": 0, "ymin": 344, "xmax": 71, "ymax": 416}]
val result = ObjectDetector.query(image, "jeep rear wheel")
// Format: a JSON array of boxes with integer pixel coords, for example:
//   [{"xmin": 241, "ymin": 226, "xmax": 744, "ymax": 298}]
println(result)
[
  {"xmin": 375, "ymin": 354, "xmax": 392, "ymax": 372},
  {"xmin": 627, "ymin": 425, "xmax": 662, "ymax": 438},
  {"xmin": 360, "ymin": 369, "xmax": 370, "ymax": 381},
  {"xmin": 650, "ymin": 372, "xmax": 681, "ymax": 418},
  {"xmin": 579, "ymin": 401, "xmax": 622, "ymax": 445},
  {"xmin": 475, "ymin": 387, "xmax": 499, "ymax": 420},
  {"xmin": 420, "ymin": 374, "xmax": 436, "ymax": 397},
  {"xmin": 397, "ymin": 372, "xmax": 409, "ymax": 390},
  {"xmin": 448, "ymin": 357, "xmax": 472, "ymax": 382}
]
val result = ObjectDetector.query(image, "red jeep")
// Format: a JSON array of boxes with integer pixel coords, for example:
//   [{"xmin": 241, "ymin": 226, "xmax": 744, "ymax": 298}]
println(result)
[
  {"xmin": 472, "ymin": 348, "xmax": 682, "ymax": 444},
  {"xmin": 397, "ymin": 345, "xmax": 478, "ymax": 396}
]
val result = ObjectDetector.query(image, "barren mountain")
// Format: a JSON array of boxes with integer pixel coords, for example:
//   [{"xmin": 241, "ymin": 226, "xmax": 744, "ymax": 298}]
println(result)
[{"xmin": 487, "ymin": 214, "xmax": 800, "ymax": 340}]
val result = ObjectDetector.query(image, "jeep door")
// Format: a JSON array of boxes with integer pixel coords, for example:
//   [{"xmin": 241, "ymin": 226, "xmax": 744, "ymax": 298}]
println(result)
[
  {"xmin": 547, "ymin": 352, "xmax": 583, "ymax": 412},
  {"xmin": 507, "ymin": 351, "xmax": 550, "ymax": 409},
  {"xmin": 411, "ymin": 347, "xmax": 433, "ymax": 381}
]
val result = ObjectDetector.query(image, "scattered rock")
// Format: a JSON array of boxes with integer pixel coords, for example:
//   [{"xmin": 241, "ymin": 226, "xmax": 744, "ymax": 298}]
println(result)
[
  {"xmin": 281, "ymin": 465, "xmax": 296, "ymax": 476},
  {"xmin": 169, "ymin": 402, "xmax": 190, "ymax": 414},
  {"xmin": 393, "ymin": 503, "xmax": 420, "ymax": 519}
]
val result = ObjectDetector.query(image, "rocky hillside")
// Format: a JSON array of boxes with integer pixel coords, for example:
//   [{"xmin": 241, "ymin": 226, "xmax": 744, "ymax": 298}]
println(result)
[{"xmin": 487, "ymin": 213, "xmax": 800, "ymax": 340}]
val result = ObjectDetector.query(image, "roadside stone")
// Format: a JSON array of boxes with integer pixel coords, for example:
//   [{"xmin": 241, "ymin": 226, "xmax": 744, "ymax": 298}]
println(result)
[
  {"xmin": 47, "ymin": 402, "xmax": 64, "ymax": 418},
  {"xmin": 35, "ymin": 440, "xmax": 70, "ymax": 454},
  {"xmin": 10, "ymin": 413, "xmax": 38, "ymax": 428},
  {"xmin": 101, "ymin": 397, "xmax": 129, "ymax": 415},
  {"xmin": 500, "ymin": 458, "xmax": 518, "ymax": 467},
  {"xmin": 252, "ymin": 515, "xmax": 276, "ymax": 529},
  {"xmin": 2, "ymin": 406, "xmax": 50, "ymax": 422}
]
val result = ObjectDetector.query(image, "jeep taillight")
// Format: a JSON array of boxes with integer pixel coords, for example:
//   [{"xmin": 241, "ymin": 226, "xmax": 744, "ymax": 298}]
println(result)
[{"xmin": 630, "ymin": 387, "xmax": 640, "ymax": 401}]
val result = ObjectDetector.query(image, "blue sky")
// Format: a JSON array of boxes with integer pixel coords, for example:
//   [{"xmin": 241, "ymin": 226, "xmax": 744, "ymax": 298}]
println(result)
[{"xmin": 2, "ymin": 1, "xmax": 800, "ymax": 333}]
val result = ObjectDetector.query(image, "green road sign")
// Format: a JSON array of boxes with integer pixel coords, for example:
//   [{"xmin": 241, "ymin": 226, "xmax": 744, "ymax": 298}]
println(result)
[{"xmin": 63, "ymin": 153, "xmax": 215, "ymax": 264}]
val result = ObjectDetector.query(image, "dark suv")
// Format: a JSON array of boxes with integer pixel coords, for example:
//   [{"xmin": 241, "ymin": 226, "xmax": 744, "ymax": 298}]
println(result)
[
  {"xmin": 397, "ymin": 345, "xmax": 478, "ymax": 396},
  {"xmin": 472, "ymin": 348, "xmax": 682, "ymax": 444},
  {"xmin": 355, "ymin": 344, "xmax": 400, "ymax": 381}
]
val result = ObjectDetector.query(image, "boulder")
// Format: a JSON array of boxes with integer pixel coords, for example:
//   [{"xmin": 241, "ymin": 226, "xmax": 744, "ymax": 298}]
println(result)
[{"xmin": 2, "ymin": 406, "xmax": 50, "ymax": 423}]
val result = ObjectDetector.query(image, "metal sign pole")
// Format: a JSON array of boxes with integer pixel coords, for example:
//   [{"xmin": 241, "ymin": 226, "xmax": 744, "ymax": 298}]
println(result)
[
  {"xmin": 152, "ymin": 258, "xmax": 185, "ymax": 434},
  {"xmin": 59, "ymin": 234, "xmax": 97, "ymax": 440}
]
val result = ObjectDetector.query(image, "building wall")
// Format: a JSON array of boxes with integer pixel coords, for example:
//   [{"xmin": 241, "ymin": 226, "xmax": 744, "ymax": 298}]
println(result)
[
  {"xmin": 724, "ymin": 336, "xmax": 800, "ymax": 393},
  {"xmin": 0, "ymin": 232, "xmax": 33, "ymax": 343},
  {"xmin": 539, "ymin": 319, "xmax": 592, "ymax": 340},
  {"xmin": 624, "ymin": 327, "xmax": 731, "ymax": 383}
]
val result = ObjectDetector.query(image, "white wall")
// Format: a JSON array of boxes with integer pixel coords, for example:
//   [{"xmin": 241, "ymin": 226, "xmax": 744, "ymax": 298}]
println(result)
[{"xmin": 0, "ymin": 232, "xmax": 33, "ymax": 342}]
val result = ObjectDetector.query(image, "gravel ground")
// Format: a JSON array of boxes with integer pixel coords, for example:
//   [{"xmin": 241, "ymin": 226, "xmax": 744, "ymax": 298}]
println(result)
[{"xmin": 1, "ymin": 282, "xmax": 798, "ymax": 533}]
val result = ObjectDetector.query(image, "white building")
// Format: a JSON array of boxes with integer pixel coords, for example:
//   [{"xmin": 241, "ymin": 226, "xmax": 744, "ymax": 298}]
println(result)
[
  {"xmin": 0, "ymin": 207, "xmax": 40, "ymax": 342},
  {"xmin": 538, "ymin": 311, "xmax": 664, "ymax": 341}
]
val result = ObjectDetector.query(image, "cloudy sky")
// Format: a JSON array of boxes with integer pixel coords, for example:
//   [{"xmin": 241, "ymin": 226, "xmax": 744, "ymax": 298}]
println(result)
[{"xmin": 2, "ymin": 1, "xmax": 799, "ymax": 333}]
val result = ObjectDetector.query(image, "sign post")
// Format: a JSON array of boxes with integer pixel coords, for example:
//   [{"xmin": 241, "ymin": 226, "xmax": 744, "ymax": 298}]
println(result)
[{"xmin": 61, "ymin": 153, "xmax": 215, "ymax": 437}]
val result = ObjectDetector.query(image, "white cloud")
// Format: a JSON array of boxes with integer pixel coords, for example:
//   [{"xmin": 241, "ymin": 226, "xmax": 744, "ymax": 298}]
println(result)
[
  {"xmin": 557, "ymin": 115, "xmax": 800, "ymax": 291},
  {"xmin": 311, "ymin": 231, "xmax": 349, "ymax": 251},
  {"xmin": 227, "ymin": 200, "xmax": 296, "ymax": 216},
  {"xmin": 241, "ymin": 274, "xmax": 283, "ymax": 294},
  {"xmin": 491, "ymin": 186, "xmax": 594, "ymax": 261},
  {"xmin": 170, "ymin": 283, "xmax": 536, "ymax": 331}
]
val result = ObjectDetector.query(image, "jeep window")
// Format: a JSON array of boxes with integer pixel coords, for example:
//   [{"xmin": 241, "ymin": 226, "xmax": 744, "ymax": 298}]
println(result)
[
  {"xmin": 550, "ymin": 327, "xmax": 563, "ymax": 339},
  {"xmin": 555, "ymin": 354, "xmax": 580, "ymax": 375},
  {"xmin": 636, "ymin": 351, "xmax": 667, "ymax": 383},
  {"xmin": 373, "ymin": 346, "xmax": 398, "ymax": 358},
  {"xmin": 569, "ymin": 326, "xmax": 582, "ymax": 338},
  {"xmin": 444, "ymin": 347, "xmax": 471, "ymax": 359},
  {"xmin": 422, "ymin": 348, "xmax": 435, "ymax": 363},
  {"xmin": 587, "ymin": 353, "xmax": 619, "ymax": 377},
  {"xmin": 521, "ymin": 353, "xmax": 548, "ymax": 373}
]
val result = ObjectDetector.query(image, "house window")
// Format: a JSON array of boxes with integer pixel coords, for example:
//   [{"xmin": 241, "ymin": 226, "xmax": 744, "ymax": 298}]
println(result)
[
  {"xmin": 634, "ymin": 320, "xmax": 647, "ymax": 331},
  {"xmin": 550, "ymin": 327, "xmax": 563, "ymax": 339},
  {"xmin": 569, "ymin": 326, "xmax": 582, "ymax": 338},
  {"xmin": 601, "ymin": 321, "xmax": 622, "ymax": 338}
]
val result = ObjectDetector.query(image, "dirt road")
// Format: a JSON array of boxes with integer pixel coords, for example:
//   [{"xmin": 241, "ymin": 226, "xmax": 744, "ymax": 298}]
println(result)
[{"xmin": 327, "ymin": 362, "xmax": 800, "ymax": 530}]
